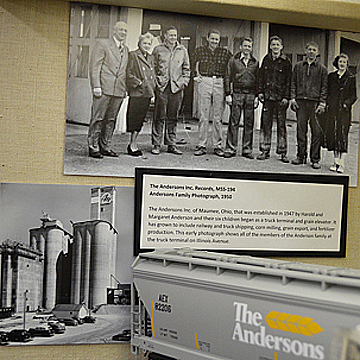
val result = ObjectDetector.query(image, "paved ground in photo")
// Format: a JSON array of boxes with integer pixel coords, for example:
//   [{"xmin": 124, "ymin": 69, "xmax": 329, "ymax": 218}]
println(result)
[
  {"xmin": 0, "ymin": 306, "xmax": 131, "ymax": 346},
  {"xmin": 63, "ymin": 118, "xmax": 359, "ymax": 186}
]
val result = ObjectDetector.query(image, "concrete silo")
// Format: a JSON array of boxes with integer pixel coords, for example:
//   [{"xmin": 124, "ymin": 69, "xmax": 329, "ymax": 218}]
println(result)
[
  {"xmin": 29, "ymin": 216, "xmax": 72, "ymax": 310},
  {"xmin": 70, "ymin": 220, "xmax": 117, "ymax": 309}
]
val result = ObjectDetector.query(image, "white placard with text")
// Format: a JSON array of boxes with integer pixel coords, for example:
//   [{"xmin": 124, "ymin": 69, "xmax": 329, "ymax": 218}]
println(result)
[{"xmin": 135, "ymin": 170, "xmax": 348, "ymax": 256}]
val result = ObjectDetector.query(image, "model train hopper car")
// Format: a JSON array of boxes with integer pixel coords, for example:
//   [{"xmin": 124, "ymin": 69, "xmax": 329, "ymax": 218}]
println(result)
[{"xmin": 131, "ymin": 249, "xmax": 360, "ymax": 360}]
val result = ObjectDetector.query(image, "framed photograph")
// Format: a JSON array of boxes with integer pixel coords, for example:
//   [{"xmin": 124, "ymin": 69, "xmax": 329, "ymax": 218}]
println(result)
[
  {"xmin": 64, "ymin": 2, "xmax": 360, "ymax": 186},
  {"xmin": 134, "ymin": 168, "xmax": 348, "ymax": 257},
  {"xmin": 0, "ymin": 183, "xmax": 135, "ymax": 346}
]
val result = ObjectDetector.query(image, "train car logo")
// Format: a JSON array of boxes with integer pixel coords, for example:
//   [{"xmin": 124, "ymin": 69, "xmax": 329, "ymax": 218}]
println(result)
[
  {"xmin": 265, "ymin": 311, "xmax": 324, "ymax": 337},
  {"xmin": 232, "ymin": 302, "xmax": 325, "ymax": 359}
]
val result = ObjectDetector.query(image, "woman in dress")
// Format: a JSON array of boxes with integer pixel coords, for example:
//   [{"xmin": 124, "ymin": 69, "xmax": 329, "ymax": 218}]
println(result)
[
  {"xmin": 126, "ymin": 33, "xmax": 156, "ymax": 156},
  {"xmin": 325, "ymin": 53, "xmax": 357, "ymax": 173}
]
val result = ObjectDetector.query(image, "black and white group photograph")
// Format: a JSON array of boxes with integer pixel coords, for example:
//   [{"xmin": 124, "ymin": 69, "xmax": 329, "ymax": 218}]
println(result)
[
  {"xmin": 0, "ymin": 183, "xmax": 134, "ymax": 346},
  {"xmin": 63, "ymin": 3, "xmax": 360, "ymax": 186}
]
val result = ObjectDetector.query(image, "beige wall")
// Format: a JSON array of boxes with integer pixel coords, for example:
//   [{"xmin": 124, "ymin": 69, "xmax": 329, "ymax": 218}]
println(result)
[{"xmin": 1, "ymin": 0, "xmax": 360, "ymax": 358}]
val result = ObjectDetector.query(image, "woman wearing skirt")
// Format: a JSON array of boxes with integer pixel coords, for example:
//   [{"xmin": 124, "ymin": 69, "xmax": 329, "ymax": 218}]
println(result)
[
  {"xmin": 325, "ymin": 53, "xmax": 357, "ymax": 173},
  {"xmin": 126, "ymin": 33, "xmax": 156, "ymax": 156}
]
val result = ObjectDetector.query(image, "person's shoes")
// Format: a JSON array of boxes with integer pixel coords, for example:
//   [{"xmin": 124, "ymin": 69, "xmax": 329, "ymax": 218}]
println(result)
[
  {"xmin": 151, "ymin": 146, "xmax": 160, "ymax": 155},
  {"xmin": 280, "ymin": 154, "xmax": 290, "ymax": 163},
  {"xmin": 242, "ymin": 153, "xmax": 254, "ymax": 159},
  {"xmin": 127, "ymin": 145, "xmax": 142, "ymax": 157},
  {"xmin": 194, "ymin": 147, "xmax": 206, "ymax": 156},
  {"xmin": 176, "ymin": 138, "xmax": 187, "ymax": 145},
  {"xmin": 311, "ymin": 162, "xmax": 321, "ymax": 169},
  {"xmin": 291, "ymin": 157, "xmax": 306, "ymax": 165},
  {"xmin": 214, "ymin": 148, "xmax": 225, "ymax": 157},
  {"xmin": 224, "ymin": 151, "xmax": 236, "ymax": 158},
  {"xmin": 330, "ymin": 164, "xmax": 338, "ymax": 172},
  {"xmin": 257, "ymin": 152, "xmax": 269, "ymax": 160},
  {"xmin": 337, "ymin": 165, "xmax": 344, "ymax": 173},
  {"xmin": 100, "ymin": 149, "xmax": 118, "ymax": 157},
  {"xmin": 167, "ymin": 146, "xmax": 182, "ymax": 155},
  {"xmin": 89, "ymin": 150, "xmax": 103, "ymax": 159}
]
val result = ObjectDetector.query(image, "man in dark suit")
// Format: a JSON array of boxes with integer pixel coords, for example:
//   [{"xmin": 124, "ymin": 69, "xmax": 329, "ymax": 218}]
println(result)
[{"xmin": 88, "ymin": 21, "xmax": 129, "ymax": 158}]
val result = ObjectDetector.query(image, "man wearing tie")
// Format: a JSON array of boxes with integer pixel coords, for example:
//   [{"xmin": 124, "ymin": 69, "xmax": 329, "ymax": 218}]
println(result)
[{"xmin": 88, "ymin": 21, "xmax": 129, "ymax": 158}]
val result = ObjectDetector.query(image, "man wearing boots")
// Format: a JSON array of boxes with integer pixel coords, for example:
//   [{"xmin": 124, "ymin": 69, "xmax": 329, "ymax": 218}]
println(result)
[
  {"xmin": 290, "ymin": 41, "xmax": 328, "ymax": 169},
  {"xmin": 224, "ymin": 37, "xmax": 259, "ymax": 159},
  {"xmin": 257, "ymin": 35, "xmax": 292, "ymax": 163}
]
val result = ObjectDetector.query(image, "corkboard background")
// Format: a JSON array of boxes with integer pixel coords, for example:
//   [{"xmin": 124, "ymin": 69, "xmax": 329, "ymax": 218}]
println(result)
[{"xmin": 0, "ymin": 0, "xmax": 360, "ymax": 358}]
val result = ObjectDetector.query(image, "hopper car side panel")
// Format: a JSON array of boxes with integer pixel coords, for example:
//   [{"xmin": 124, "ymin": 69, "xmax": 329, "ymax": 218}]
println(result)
[{"xmin": 131, "ymin": 250, "xmax": 360, "ymax": 360}]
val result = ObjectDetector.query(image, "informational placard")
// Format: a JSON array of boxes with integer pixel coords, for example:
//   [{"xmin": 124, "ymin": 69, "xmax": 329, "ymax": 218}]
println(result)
[{"xmin": 134, "ymin": 168, "xmax": 348, "ymax": 257}]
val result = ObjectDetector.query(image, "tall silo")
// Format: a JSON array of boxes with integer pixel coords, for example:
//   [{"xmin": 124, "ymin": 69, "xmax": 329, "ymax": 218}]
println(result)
[
  {"xmin": 30, "ymin": 216, "xmax": 72, "ymax": 310},
  {"xmin": 70, "ymin": 220, "xmax": 117, "ymax": 309}
]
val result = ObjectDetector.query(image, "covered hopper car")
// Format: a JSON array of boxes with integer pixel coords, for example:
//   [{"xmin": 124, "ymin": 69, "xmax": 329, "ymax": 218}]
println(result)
[{"xmin": 131, "ymin": 249, "xmax": 360, "ymax": 360}]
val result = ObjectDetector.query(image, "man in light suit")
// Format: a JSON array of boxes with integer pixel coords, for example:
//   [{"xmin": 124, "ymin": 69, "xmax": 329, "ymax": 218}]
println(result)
[{"xmin": 88, "ymin": 21, "xmax": 129, "ymax": 158}]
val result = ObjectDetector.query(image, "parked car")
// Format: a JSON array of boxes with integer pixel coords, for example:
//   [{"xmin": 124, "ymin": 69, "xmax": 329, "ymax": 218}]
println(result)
[
  {"xmin": 83, "ymin": 315, "xmax": 96, "ymax": 323},
  {"xmin": 32, "ymin": 314, "xmax": 53, "ymax": 323},
  {"xmin": 8, "ymin": 329, "xmax": 32, "ymax": 342},
  {"xmin": 48, "ymin": 321, "xmax": 66, "ymax": 334},
  {"xmin": 29, "ymin": 327, "xmax": 55, "ymax": 337},
  {"xmin": 59, "ymin": 318, "xmax": 78, "ymax": 326},
  {"xmin": 0, "ymin": 331, "xmax": 9, "ymax": 346},
  {"xmin": 112, "ymin": 329, "xmax": 131, "ymax": 342},
  {"xmin": 73, "ymin": 317, "xmax": 84, "ymax": 325}
]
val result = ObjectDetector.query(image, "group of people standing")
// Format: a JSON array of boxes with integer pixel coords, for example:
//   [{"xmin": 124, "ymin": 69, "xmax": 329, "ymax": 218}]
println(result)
[
  {"xmin": 87, "ymin": 21, "xmax": 357, "ymax": 173},
  {"xmin": 87, "ymin": 21, "xmax": 190, "ymax": 159}
]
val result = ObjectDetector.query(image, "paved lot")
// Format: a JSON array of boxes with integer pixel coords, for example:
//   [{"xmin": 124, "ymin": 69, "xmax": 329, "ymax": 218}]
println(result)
[
  {"xmin": 64, "ymin": 118, "xmax": 359, "ymax": 186},
  {"xmin": 0, "ymin": 307, "xmax": 131, "ymax": 346}
]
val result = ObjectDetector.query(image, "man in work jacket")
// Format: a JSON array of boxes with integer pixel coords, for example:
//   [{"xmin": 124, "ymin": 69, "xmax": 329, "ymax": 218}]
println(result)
[
  {"xmin": 257, "ymin": 35, "xmax": 292, "ymax": 163},
  {"xmin": 290, "ymin": 41, "xmax": 328, "ymax": 169},
  {"xmin": 224, "ymin": 37, "xmax": 259, "ymax": 159},
  {"xmin": 151, "ymin": 26, "xmax": 191, "ymax": 155},
  {"xmin": 88, "ymin": 21, "xmax": 129, "ymax": 158}
]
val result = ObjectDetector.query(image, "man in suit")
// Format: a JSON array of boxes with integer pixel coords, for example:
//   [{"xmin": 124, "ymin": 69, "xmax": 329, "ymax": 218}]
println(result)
[{"xmin": 88, "ymin": 21, "xmax": 129, "ymax": 158}]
